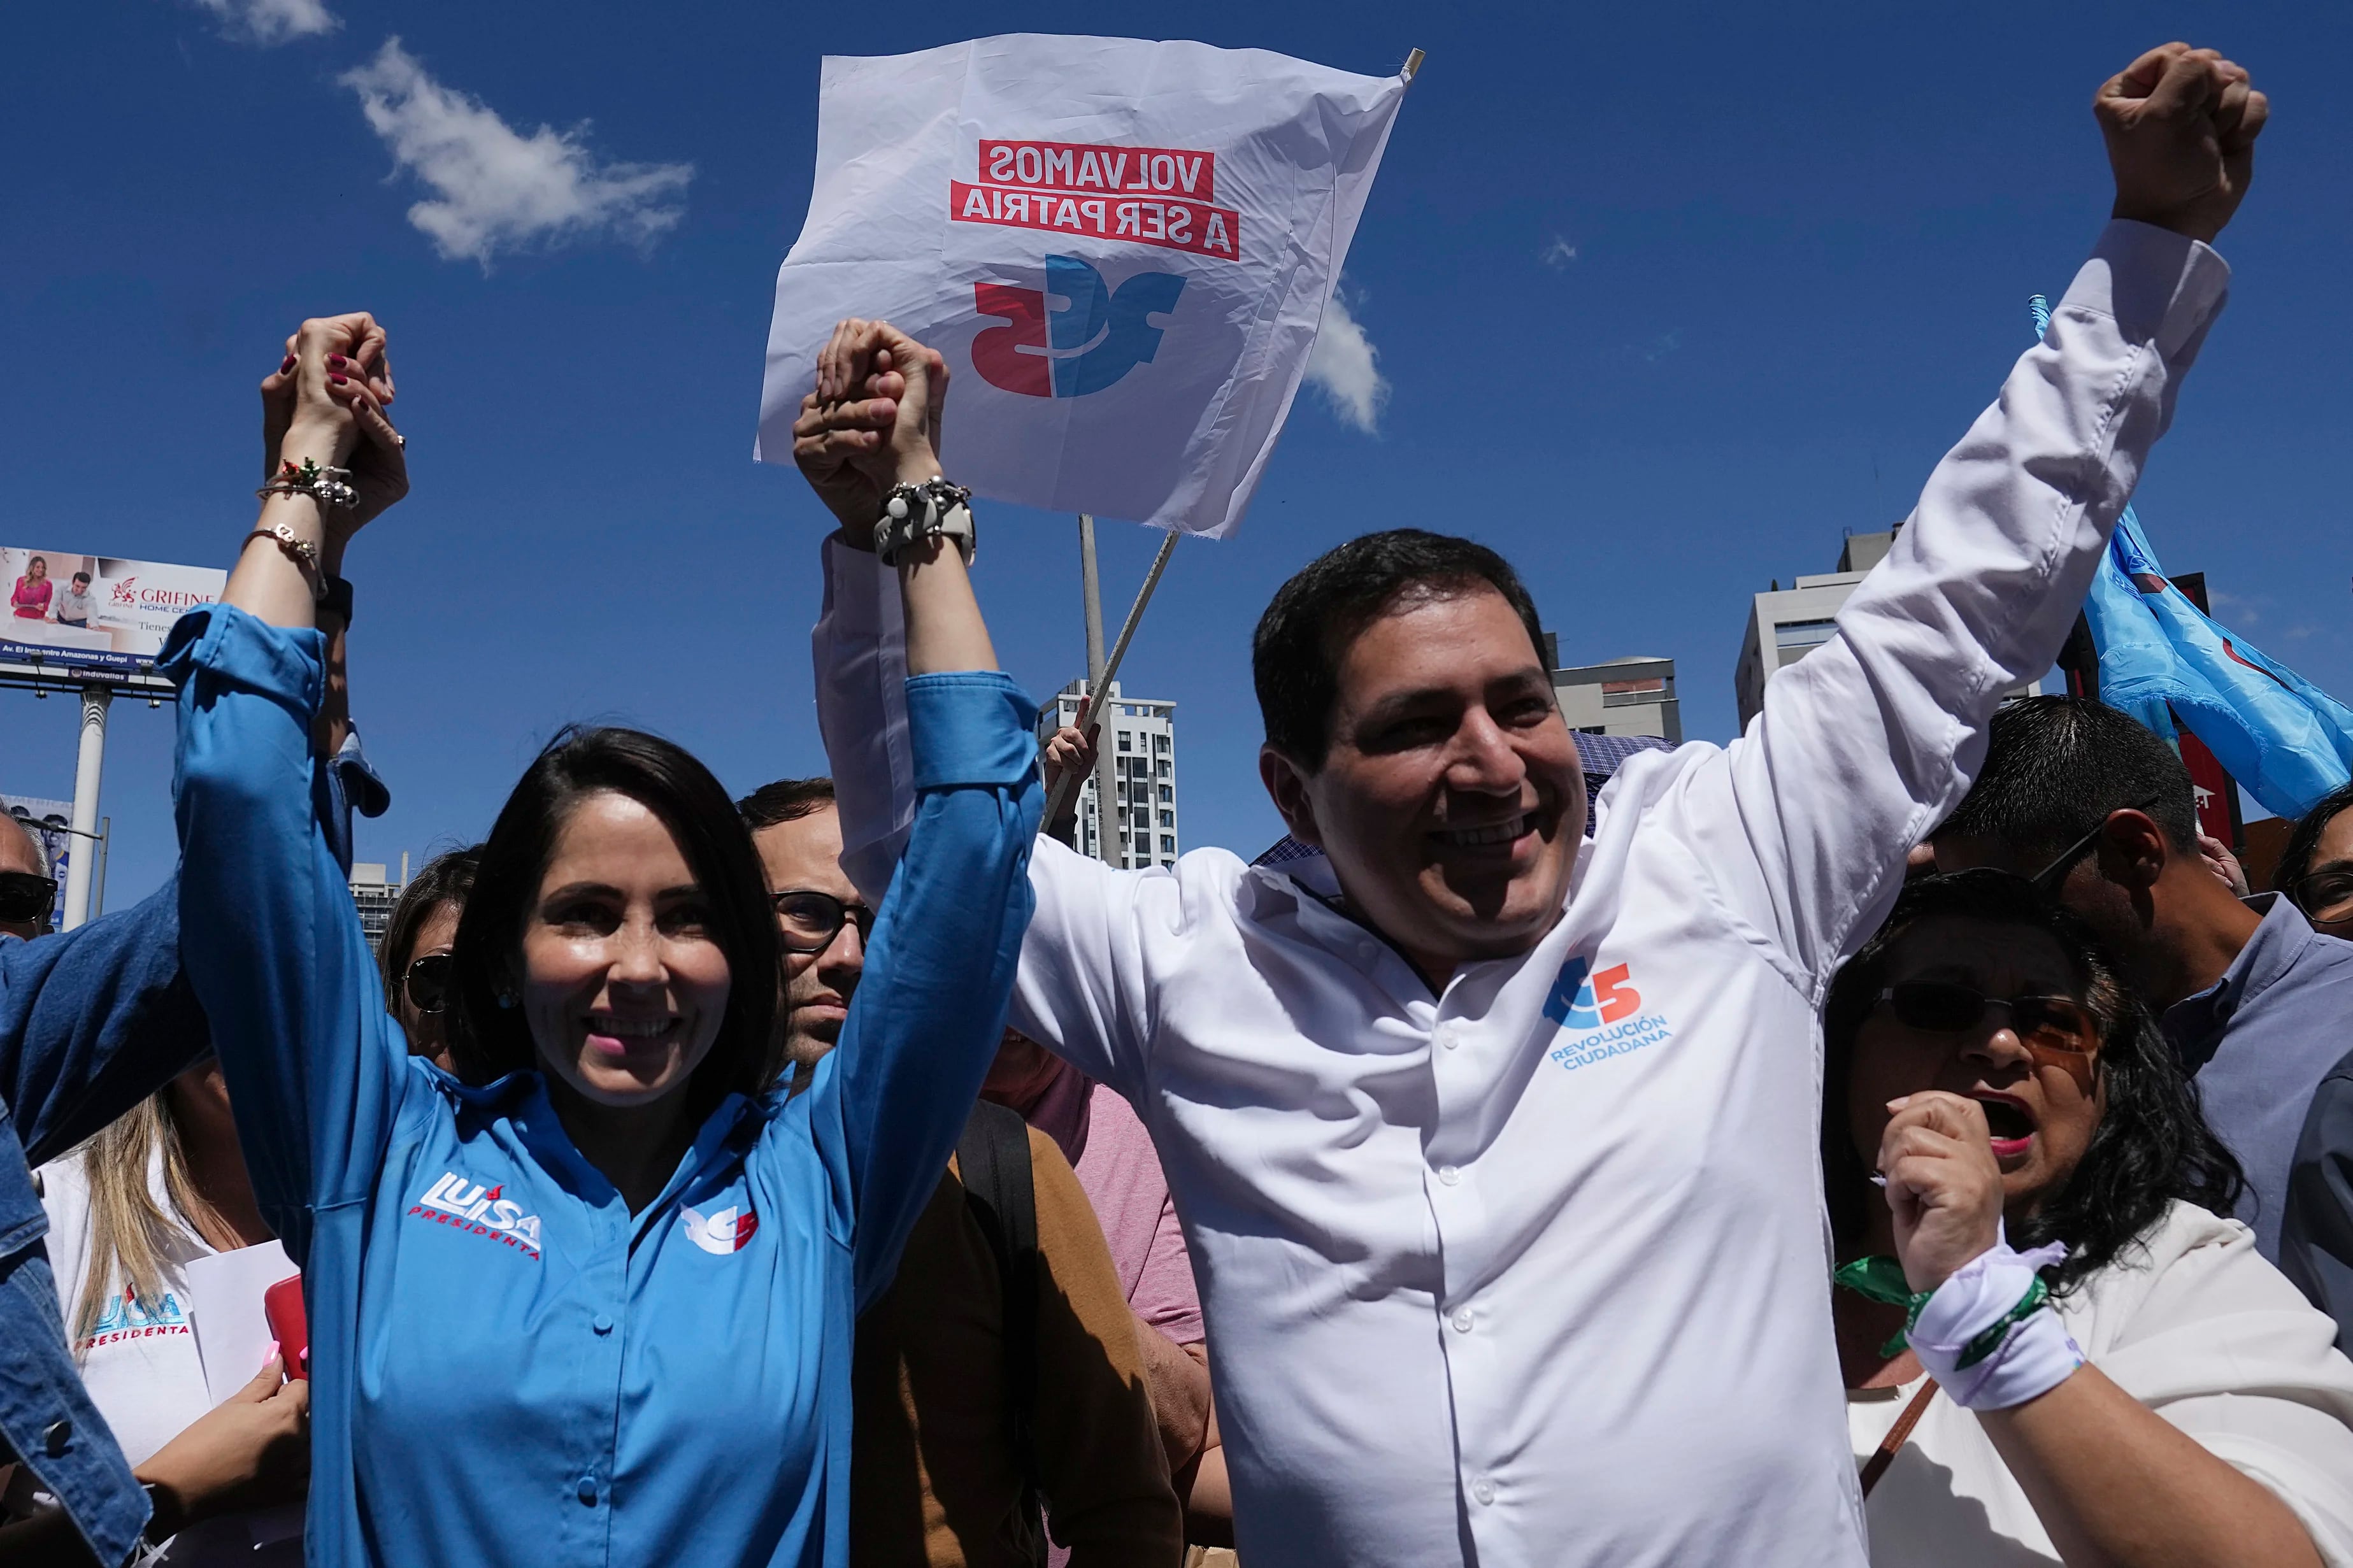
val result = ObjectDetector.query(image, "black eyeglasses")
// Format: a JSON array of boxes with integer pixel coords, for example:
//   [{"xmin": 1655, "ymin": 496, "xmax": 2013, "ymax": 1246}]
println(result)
[
  {"xmin": 0, "ymin": 871, "xmax": 58, "ymax": 924},
  {"xmin": 2291, "ymin": 869, "xmax": 2353, "ymax": 925},
  {"xmin": 773, "ymin": 890, "xmax": 876, "ymax": 955},
  {"xmin": 2028, "ymin": 793, "xmax": 2164, "ymax": 894},
  {"xmin": 1877, "ymin": 981, "xmax": 2099, "ymax": 1057},
  {"xmin": 403, "ymin": 952, "xmax": 453, "ymax": 1015}
]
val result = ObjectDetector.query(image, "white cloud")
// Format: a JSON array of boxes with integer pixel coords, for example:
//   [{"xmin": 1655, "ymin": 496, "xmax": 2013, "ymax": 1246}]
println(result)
[
  {"xmin": 192, "ymin": 0, "xmax": 338, "ymax": 45},
  {"xmin": 1541, "ymin": 235, "xmax": 1578, "ymax": 269},
  {"xmin": 1305, "ymin": 283, "xmax": 1388, "ymax": 435},
  {"xmin": 341, "ymin": 38, "xmax": 693, "ymax": 268}
]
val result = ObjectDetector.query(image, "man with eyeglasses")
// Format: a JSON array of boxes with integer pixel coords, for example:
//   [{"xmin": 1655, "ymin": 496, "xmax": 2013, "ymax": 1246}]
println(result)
[
  {"xmin": 740, "ymin": 778, "xmax": 1183, "ymax": 1568},
  {"xmin": 1932, "ymin": 697, "xmax": 2353, "ymax": 1334},
  {"xmin": 0, "ymin": 815, "xmax": 57, "ymax": 943}
]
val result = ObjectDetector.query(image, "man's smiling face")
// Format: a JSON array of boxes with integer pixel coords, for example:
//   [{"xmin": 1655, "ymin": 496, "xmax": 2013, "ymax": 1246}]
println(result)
[{"xmin": 1264, "ymin": 586, "xmax": 1584, "ymax": 984}]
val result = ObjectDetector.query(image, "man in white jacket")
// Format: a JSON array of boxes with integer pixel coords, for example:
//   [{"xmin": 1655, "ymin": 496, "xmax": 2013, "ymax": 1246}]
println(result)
[{"xmin": 790, "ymin": 42, "xmax": 2266, "ymax": 1568}]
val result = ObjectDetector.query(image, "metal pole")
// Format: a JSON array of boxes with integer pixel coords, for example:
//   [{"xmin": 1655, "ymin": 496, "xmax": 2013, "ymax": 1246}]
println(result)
[
  {"xmin": 94, "ymin": 816, "xmax": 110, "ymax": 920},
  {"xmin": 62, "ymin": 687, "xmax": 110, "ymax": 930},
  {"xmin": 1077, "ymin": 515, "xmax": 1121, "ymax": 862}
]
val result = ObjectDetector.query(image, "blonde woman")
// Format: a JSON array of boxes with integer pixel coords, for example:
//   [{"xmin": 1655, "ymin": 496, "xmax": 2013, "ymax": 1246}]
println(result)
[{"xmin": 35, "ymin": 1058, "xmax": 305, "ymax": 1565}]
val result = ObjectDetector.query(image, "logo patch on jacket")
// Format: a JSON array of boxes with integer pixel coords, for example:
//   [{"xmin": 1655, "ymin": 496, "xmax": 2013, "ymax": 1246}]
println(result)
[
  {"xmin": 680, "ymin": 1203, "xmax": 759, "ymax": 1255},
  {"xmin": 410, "ymin": 1172, "xmax": 544, "ymax": 1260},
  {"xmin": 1543, "ymin": 957, "xmax": 1674, "ymax": 1071}
]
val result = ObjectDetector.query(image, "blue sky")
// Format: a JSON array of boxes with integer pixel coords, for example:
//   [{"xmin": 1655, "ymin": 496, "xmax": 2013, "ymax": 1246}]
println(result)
[{"xmin": 4, "ymin": 0, "xmax": 2348, "ymax": 909}]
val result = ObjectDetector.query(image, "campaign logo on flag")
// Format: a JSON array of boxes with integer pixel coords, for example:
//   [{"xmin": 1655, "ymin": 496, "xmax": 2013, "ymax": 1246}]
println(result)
[
  {"xmin": 971, "ymin": 255, "xmax": 1185, "ymax": 398},
  {"xmin": 755, "ymin": 34, "xmax": 1412, "ymax": 537}
]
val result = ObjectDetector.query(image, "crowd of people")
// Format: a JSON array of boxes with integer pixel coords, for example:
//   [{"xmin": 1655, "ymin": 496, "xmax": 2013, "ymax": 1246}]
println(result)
[{"xmin": 1, "ymin": 36, "xmax": 2350, "ymax": 1568}]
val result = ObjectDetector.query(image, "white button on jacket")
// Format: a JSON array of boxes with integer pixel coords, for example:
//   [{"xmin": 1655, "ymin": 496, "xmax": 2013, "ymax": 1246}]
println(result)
[{"xmin": 815, "ymin": 222, "xmax": 2233, "ymax": 1568}]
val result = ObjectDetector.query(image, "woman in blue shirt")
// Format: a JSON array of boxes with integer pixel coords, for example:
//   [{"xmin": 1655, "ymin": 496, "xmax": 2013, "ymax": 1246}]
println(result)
[{"xmin": 167, "ymin": 313, "xmax": 1040, "ymax": 1566}]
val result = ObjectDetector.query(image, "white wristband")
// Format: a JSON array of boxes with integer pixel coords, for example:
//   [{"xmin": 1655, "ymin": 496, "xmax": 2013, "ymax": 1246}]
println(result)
[{"xmin": 1908, "ymin": 1228, "xmax": 2083, "ymax": 1411}]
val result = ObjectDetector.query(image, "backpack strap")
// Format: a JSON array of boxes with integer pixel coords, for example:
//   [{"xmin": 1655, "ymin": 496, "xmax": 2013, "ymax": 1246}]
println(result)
[{"xmin": 958, "ymin": 1100, "xmax": 1046, "ymax": 1560}]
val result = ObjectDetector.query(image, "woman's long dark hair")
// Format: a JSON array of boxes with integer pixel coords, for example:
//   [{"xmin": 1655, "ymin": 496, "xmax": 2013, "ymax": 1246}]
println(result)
[
  {"xmin": 2274, "ymin": 781, "xmax": 2353, "ymax": 898},
  {"xmin": 447, "ymin": 726, "xmax": 783, "ymax": 1113},
  {"xmin": 380, "ymin": 844, "xmax": 482, "ymax": 995},
  {"xmin": 1822, "ymin": 871, "xmax": 2243, "ymax": 1292}
]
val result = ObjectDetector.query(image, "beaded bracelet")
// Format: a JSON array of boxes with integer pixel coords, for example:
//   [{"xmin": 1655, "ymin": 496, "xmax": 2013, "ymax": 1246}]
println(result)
[{"xmin": 258, "ymin": 456, "xmax": 358, "ymax": 511}]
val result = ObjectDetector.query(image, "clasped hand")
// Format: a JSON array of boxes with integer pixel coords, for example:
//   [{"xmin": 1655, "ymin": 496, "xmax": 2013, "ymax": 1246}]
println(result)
[
  {"xmin": 791, "ymin": 318, "xmax": 951, "ymax": 546},
  {"xmin": 262, "ymin": 312, "xmax": 408, "ymax": 543}
]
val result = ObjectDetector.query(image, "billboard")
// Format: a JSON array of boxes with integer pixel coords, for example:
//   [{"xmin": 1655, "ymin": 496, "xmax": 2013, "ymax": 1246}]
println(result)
[{"xmin": 4, "ymin": 546, "xmax": 225, "ymax": 676}]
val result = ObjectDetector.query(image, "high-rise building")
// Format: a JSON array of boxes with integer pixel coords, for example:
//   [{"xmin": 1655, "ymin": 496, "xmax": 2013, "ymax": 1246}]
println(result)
[
  {"xmin": 1549, "ymin": 647, "xmax": 1682, "ymax": 743},
  {"xmin": 1043, "ymin": 680, "xmax": 1179, "ymax": 869},
  {"xmin": 350, "ymin": 853, "xmax": 410, "ymax": 957},
  {"xmin": 1736, "ymin": 526, "xmax": 2038, "ymax": 729}
]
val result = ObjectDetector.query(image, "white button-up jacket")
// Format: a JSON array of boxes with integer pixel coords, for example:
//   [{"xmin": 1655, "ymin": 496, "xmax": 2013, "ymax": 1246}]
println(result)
[{"xmin": 812, "ymin": 220, "xmax": 2231, "ymax": 1568}]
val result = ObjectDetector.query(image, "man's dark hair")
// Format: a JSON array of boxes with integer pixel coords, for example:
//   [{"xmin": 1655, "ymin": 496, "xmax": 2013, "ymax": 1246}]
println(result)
[
  {"xmin": 1252, "ymin": 529, "xmax": 1548, "ymax": 770},
  {"xmin": 70, "ymin": 572, "xmax": 90, "ymax": 586},
  {"xmin": 736, "ymin": 777, "xmax": 836, "ymax": 832},
  {"xmin": 2273, "ymin": 780, "xmax": 2353, "ymax": 896},
  {"xmin": 1933, "ymin": 697, "xmax": 2199, "ymax": 862},
  {"xmin": 449, "ymin": 727, "xmax": 784, "ymax": 1105},
  {"xmin": 379, "ymin": 845, "xmax": 483, "ymax": 1035},
  {"xmin": 1822, "ymin": 871, "xmax": 2243, "ymax": 1292}
]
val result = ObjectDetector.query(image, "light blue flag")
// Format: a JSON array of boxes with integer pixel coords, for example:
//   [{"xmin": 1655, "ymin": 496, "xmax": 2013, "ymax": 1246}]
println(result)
[
  {"xmin": 2027, "ymin": 293, "xmax": 2353, "ymax": 822},
  {"xmin": 2079, "ymin": 513, "xmax": 2353, "ymax": 820}
]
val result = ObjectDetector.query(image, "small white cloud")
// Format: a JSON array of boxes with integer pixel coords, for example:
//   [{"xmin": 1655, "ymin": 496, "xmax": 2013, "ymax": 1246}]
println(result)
[
  {"xmin": 191, "ymin": 0, "xmax": 338, "ymax": 45},
  {"xmin": 1306, "ymin": 283, "xmax": 1388, "ymax": 434},
  {"xmin": 341, "ymin": 38, "xmax": 693, "ymax": 268},
  {"xmin": 2209, "ymin": 588, "xmax": 2263, "ymax": 627},
  {"xmin": 1541, "ymin": 236, "xmax": 1578, "ymax": 269}
]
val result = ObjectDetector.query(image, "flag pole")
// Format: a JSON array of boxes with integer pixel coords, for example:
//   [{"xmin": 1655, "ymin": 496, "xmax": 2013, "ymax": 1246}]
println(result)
[
  {"xmin": 1052, "ymin": 525, "xmax": 1182, "ymax": 852},
  {"xmin": 1076, "ymin": 516, "xmax": 1119, "ymax": 860}
]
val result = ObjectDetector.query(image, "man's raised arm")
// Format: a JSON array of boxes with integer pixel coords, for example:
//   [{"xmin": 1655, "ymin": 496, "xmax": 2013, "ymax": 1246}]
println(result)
[{"xmin": 1698, "ymin": 43, "xmax": 2264, "ymax": 988}]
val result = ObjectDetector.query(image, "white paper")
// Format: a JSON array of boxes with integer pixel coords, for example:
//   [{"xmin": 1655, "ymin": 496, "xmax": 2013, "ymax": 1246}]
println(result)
[
  {"xmin": 756, "ymin": 34, "xmax": 1410, "ymax": 538},
  {"xmin": 184, "ymin": 1241, "xmax": 296, "ymax": 1404}
]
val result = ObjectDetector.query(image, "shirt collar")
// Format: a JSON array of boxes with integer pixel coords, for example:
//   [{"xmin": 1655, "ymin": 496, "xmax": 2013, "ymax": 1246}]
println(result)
[{"xmin": 2163, "ymin": 892, "xmax": 2314, "ymax": 1067}]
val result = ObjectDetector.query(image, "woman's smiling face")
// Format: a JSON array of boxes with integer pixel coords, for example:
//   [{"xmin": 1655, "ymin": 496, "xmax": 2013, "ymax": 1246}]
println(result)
[
  {"xmin": 1847, "ymin": 915, "xmax": 2106, "ymax": 1217},
  {"xmin": 518, "ymin": 790, "xmax": 731, "ymax": 1108}
]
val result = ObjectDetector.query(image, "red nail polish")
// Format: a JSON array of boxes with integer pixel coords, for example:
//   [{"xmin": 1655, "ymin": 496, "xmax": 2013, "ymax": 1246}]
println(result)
[
  {"xmin": 280, "ymin": 356, "xmax": 296, "ymax": 373},
  {"xmin": 327, "ymin": 373, "xmax": 348, "ymax": 385},
  {"xmin": 327, "ymin": 353, "xmax": 348, "ymax": 367}
]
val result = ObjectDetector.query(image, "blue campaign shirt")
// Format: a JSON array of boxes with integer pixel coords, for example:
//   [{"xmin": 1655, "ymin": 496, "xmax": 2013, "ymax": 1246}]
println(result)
[
  {"xmin": 162, "ymin": 604, "xmax": 1040, "ymax": 1568},
  {"xmin": 2164, "ymin": 892, "xmax": 2353, "ymax": 1261}
]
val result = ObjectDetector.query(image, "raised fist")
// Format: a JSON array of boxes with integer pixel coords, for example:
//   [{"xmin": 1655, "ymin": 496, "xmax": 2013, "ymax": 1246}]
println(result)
[{"xmin": 2096, "ymin": 43, "xmax": 2267, "ymax": 245}]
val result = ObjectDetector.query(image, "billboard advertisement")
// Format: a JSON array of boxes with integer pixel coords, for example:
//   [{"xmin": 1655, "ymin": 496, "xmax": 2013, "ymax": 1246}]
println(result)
[{"xmin": 4, "ymin": 546, "xmax": 225, "ymax": 676}]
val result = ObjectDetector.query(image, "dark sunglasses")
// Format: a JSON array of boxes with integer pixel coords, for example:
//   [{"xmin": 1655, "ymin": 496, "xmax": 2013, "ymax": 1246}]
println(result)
[
  {"xmin": 0, "ymin": 871, "xmax": 58, "ymax": 924},
  {"xmin": 1877, "ymin": 981, "xmax": 2099, "ymax": 1056},
  {"xmin": 2290, "ymin": 869, "xmax": 2353, "ymax": 925},
  {"xmin": 773, "ymin": 890, "xmax": 876, "ymax": 955},
  {"xmin": 2027, "ymin": 793, "xmax": 2164, "ymax": 894},
  {"xmin": 403, "ymin": 952, "xmax": 453, "ymax": 1015}
]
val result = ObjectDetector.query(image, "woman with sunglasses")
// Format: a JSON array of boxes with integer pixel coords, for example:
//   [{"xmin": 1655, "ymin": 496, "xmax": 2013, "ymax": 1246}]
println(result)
[
  {"xmin": 377, "ymin": 846, "xmax": 480, "ymax": 1071},
  {"xmin": 2275, "ymin": 781, "xmax": 2353, "ymax": 942},
  {"xmin": 1824, "ymin": 871, "xmax": 2353, "ymax": 1566},
  {"xmin": 167, "ymin": 312, "xmax": 1038, "ymax": 1568}
]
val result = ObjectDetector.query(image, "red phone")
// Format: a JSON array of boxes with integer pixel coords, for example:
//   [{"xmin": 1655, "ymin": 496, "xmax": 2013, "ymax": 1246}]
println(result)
[{"xmin": 262, "ymin": 1273, "xmax": 308, "ymax": 1381}]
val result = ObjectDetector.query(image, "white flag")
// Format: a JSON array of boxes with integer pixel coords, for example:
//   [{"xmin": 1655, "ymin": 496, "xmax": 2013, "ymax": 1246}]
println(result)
[{"xmin": 755, "ymin": 34, "xmax": 1410, "ymax": 538}]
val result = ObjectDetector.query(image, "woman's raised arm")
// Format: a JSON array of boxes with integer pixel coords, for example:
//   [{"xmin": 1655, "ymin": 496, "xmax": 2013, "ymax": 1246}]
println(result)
[
  {"xmin": 167, "ymin": 315, "xmax": 411, "ymax": 1262},
  {"xmin": 792, "ymin": 319, "xmax": 1040, "ymax": 1302}
]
